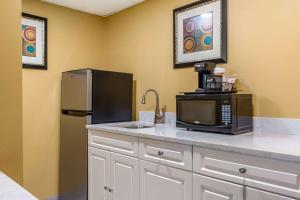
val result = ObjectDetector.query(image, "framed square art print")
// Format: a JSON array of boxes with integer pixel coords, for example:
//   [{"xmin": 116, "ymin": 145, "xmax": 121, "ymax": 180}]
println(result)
[
  {"xmin": 173, "ymin": 0, "xmax": 227, "ymax": 68},
  {"xmin": 22, "ymin": 13, "xmax": 48, "ymax": 70}
]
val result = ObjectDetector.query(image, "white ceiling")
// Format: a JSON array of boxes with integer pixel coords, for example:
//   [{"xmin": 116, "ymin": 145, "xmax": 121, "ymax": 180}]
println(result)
[{"xmin": 41, "ymin": 0, "xmax": 145, "ymax": 17}]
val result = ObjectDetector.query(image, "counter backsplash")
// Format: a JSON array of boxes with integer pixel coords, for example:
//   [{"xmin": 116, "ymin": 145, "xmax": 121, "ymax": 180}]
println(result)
[{"xmin": 139, "ymin": 111, "xmax": 300, "ymax": 134}]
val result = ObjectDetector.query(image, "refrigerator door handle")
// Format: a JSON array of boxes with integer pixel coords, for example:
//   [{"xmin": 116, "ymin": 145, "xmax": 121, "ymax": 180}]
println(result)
[{"xmin": 61, "ymin": 110, "xmax": 93, "ymax": 117}]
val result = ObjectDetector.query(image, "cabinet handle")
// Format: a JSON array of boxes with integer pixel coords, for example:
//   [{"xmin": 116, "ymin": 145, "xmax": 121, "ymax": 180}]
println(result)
[
  {"xmin": 108, "ymin": 188, "xmax": 113, "ymax": 200},
  {"xmin": 158, "ymin": 151, "xmax": 164, "ymax": 156},
  {"xmin": 104, "ymin": 186, "xmax": 109, "ymax": 200},
  {"xmin": 239, "ymin": 168, "xmax": 247, "ymax": 174}
]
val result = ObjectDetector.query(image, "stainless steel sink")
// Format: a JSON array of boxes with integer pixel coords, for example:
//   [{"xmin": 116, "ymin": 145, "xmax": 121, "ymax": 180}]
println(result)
[
  {"xmin": 122, "ymin": 125, "xmax": 154, "ymax": 129},
  {"xmin": 115, "ymin": 122, "xmax": 154, "ymax": 129}
]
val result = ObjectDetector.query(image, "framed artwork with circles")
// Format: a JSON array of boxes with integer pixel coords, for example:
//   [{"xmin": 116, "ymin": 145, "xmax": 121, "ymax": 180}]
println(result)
[
  {"xmin": 22, "ymin": 13, "xmax": 47, "ymax": 70},
  {"xmin": 173, "ymin": 0, "xmax": 227, "ymax": 68}
]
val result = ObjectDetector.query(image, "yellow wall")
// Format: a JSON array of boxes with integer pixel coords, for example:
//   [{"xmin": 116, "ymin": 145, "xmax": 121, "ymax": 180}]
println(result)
[
  {"xmin": 105, "ymin": 0, "xmax": 300, "ymax": 118},
  {"xmin": 22, "ymin": 0, "xmax": 107, "ymax": 198},
  {"xmin": 0, "ymin": 0, "xmax": 23, "ymax": 184},
  {"xmin": 21, "ymin": 0, "xmax": 300, "ymax": 198}
]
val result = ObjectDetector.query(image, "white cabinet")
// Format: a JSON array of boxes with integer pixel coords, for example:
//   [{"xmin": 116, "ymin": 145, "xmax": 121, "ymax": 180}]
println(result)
[
  {"xmin": 246, "ymin": 188, "xmax": 296, "ymax": 200},
  {"xmin": 139, "ymin": 138, "xmax": 192, "ymax": 170},
  {"xmin": 193, "ymin": 174, "xmax": 296, "ymax": 200},
  {"xmin": 88, "ymin": 147, "xmax": 139, "ymax": 200},
  {"xmin": 88, "ymin": 147, "xmax": 110, "ymax": 200},
  {"xmin": 193, "ymin": 147, "xmax": 300, "ymax": 199},
  {"xmin": 89, "ymin": 130, "xmax": 139, "ymax": 157},
  {"xmin": 88, "ymin": 129, "xmax": 299, "ymax": 200},
  {"xmin": 110, "ymin": 152, "xmax": 139, "ymax": 200},
  {"xmin": 140, "ymin": 160, "xmax": 192, "ymax": 200},
  {"xmin": 193, "ymin": 174, "xmax": 244, "ymax": 200}
]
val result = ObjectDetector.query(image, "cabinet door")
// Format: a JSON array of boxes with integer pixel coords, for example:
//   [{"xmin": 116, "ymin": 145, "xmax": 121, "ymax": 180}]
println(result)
[
  {"xmin": 110, "ymin": 152, "xmax": 139, "ymax": 200},
  {"xmin": 246, "ymin": 188, "xmax": 296, "ymax": 200},
  {"xmin": 193, "ymin": 174, "xmax": 244, "ymax": 200},
  {"xmin": 88, "ymin": 147, "xmax": 110, "ymax": 200},
  {"xmin": 140, "ymin": 160, "xmax": 192, "ymax": 200}
]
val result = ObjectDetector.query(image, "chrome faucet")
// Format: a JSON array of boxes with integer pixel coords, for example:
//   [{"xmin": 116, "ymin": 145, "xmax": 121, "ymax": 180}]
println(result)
[{"xmin": 141, "ymin": 89, "xmax": 166, "ymax": 124}]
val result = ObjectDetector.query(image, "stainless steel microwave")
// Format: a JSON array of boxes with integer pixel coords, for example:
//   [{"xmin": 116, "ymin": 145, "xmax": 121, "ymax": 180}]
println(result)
[{"xmin": 176, "ymin": 93, "xmax": 253, "ymax": 134}]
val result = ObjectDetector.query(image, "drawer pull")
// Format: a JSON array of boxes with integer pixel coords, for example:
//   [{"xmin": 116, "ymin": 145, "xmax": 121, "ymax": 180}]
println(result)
[
  {"xmin": 158, "ymin": 151, "xmax": 164, "ymax": 156},
  {"xmin": 104, "ymin": 186, "xmax": 108, "ymax": 190},
  {"xmin": 239, "ymin": 168, "xmax": 247, "ymax": 174}
]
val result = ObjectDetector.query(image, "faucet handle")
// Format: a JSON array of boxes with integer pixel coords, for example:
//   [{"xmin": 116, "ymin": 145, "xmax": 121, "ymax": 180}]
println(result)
[
  {"xmin": 162, "ymin": 106, "xmax": 166, "ymax": 115},
  {"xmin": 161, "ymin": 106, "xmax": 166, "ymax": 124}
]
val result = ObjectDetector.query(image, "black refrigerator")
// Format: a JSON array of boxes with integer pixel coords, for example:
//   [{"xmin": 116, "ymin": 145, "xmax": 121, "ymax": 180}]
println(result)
[{"xmin": 59, "ymin": 69, "xmax": 132, "ymax": 200}]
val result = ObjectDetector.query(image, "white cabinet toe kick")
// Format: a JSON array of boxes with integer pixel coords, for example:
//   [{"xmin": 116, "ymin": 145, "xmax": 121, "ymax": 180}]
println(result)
[{"xmin": 88, "ymin": 129, "xmax": 300, "ymax": 200}]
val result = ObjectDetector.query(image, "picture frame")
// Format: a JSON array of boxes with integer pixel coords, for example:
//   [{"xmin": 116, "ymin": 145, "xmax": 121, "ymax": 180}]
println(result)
[
  {"xmin": 173, "ymin": 0, "xmax": 227, "ymax": 68},
  {"xmin": 22, "ymin": 13, "xmax": 48, "ymax": 70}
]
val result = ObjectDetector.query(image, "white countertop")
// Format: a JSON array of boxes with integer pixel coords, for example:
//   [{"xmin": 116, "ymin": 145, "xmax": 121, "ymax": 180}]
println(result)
[
  {"xmin": 0, "ymin": 172, "xmax": 38, "ymax": 200},
  {"xmin": 87, "ymin": 122, "xmax": 300, "ymax": 163}
]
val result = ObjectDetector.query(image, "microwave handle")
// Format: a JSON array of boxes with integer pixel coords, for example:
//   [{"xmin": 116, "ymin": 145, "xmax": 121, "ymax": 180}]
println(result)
[{"xmin": 177, "ymin": 121, "xmax": 231, "ymax": 128}]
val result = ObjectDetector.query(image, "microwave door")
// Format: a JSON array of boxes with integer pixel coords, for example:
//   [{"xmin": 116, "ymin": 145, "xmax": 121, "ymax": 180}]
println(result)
[{"xmin": 177, "ymin": 100, "xmax": 217, "ymax": 126}]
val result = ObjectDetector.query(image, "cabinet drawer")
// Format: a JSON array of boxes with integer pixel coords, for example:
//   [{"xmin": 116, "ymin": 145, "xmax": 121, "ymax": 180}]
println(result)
[
  {"xmin": 140, "ymin": 160, "xmax": 192, "ymax": 200},
  {"xmin": 88, "ymin": 130, "xmax": 138, "ymax": 157},
  {"xmin": 193, "ymin": 174, "xmax": 244, "ymax": 200},
  {"xmin": 246, "ymin": 188, "xmax": 296, "ymax": 200},
  {"xmin": 193, "ymin": 147, "xmax": 300, "ymax": 199},
  {"xmin": 139, "ymin": 138, "xmax": 192, "ymax": 170}
]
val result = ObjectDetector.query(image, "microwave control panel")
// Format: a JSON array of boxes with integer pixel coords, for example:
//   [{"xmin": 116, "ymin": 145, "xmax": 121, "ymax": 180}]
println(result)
[{"xmin": 221, "ymin": 104, "xmax": 231, "ymax": 125}]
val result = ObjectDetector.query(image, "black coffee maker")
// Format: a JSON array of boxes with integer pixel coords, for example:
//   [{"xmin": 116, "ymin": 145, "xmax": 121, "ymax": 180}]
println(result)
[{"xmin": 194, "ymin": 62, "xmax": 216, "ymax": 92}]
